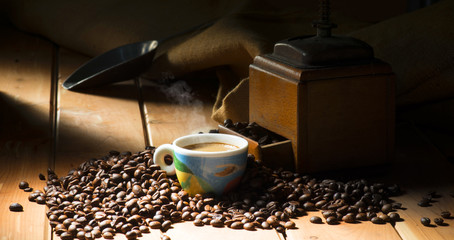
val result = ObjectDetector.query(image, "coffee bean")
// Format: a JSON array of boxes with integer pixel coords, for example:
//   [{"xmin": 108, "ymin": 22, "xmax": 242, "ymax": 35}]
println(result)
[
  {"xmin": 303, "ymin": 202, "xmax": 316, "ymax": 211},
  {"xmin": 210, "ymin": 218, "xmax": 224, "ymax": 227},
  {"xmin": 417, "ymin": 199, "xmax": 430, "ymax": 207},
  {"xmin": 139, "ymin": 225, "xmax": 150, "ymax": 233},
  {"xmin": 202, "ymin": 217, "xmax": 212, "ymax": 225},
  {"xmin": 378, "ymin": 213, "xmax": 390, "ymax": 222},
  {"xmin": 366, "ymin": 212, "xmax": 377, "ymax": 220},
  {"xmin": 102, "ymin": 231, "xmax": 114, "ymax": 239},
  {"xmin": 60, "ymin": 231, "xmax": 73, "ymax": 240},
  {"xmin": 193, "ymin": 218, "xmax": 204, "ymax": 226},
  {"xmin": 421, "ymin": 217, "xmax": 431, "ymax": 226},
  {"xmin": 434, "ymin": 218, "xmax": 444, "ymax": 226},
  {"xmin": 161, "ymin": 234, "xmax": 172, "ymax": 240},
  {"xmin": 224, "ymin": 119, "xmax": 234, "ymax": 128},
  {"xmin": 243, "ymin": 222, "xmax": 255, "ymax": 231},
  {"xmin": 38, "ymin": 173, "xmax": 46, "ymax": 181},
  {"xmin": 125, "ymin": 230, "xmax": 137, "ymax": 240},
  {"xmin": 322, "ymin": 210, "xmax": 336, "ymax": 219},
  {"xmin": 371, "ymin": 217, "xmax": 384, "ymax": 224},
  {"xmin": 381, "ymin": 204, "xmax": 392, "ymax": 214},
  {"xmin": 441, "ymin": 211, "xmax": 451, "ymax": 219},
  {"xmin": 342, "ymin": 213, "xmax": 356, "ymax": 223},
  {"xmin": 230, "ymin": 221, "xmax": 243, "ymax": 229},
  {"xmin": 9, "ymin": 203, "xmax": 23, "ymax": 212},
  {"xmin": 102, "ymin": 228, "xmax": 114, "ymax": 234},
  {"xmin": 261, "ymin": 221, "xmax": 271, "ymax": 229},
  {"xmin": 310, "ymin": 216, "xmax": 322, "ymax": 224},
  {"xmin": 266, "ymin": 215, "xmax": 279, "ymax": 227},
  {"xmin": 276, "ymin": 225, "xmax": 285, "ymax": 234},
  {"xmin": 326, "ymin": 216, "xmax": 338, "ymax": 225},
  {"xmin": 76, "ymin": 231, "xmax": 85, "ymax": 239},
  {"xmin": 91, "ymin": 229, "xmax": 102, "ymax": 238},
  {"xmin": 391, "ymin": 202, "xmax": 402, "ymax": 209},
  {"xmin": 149, "ymin": 221, "xmax": 162, "ymax": 229},
  {"xmin": 284, "ymin": 221, "xmax": 296, "ymax": 229},
  {"xmin": 35, "ymin": 196, "xmax": 46, "ymax": 205},
  {"xmin": 388, "ymin": 212, "xmax": 400, "ymax": 222},
  {"xmin": 356, "ymin": 213, "xmax": 367, "ymax": 221},
  {"xmin": 19, "ymin": 181, "xmax": 29, "ymax": 189}
]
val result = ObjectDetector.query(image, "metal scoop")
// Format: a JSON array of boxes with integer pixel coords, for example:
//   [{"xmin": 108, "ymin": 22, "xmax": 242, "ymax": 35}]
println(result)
[
  {"xmin": 62, "ymin": 40, "xmax": 158, "ymax": 90},
  {"xmin": 62, "ymin": 21, "xmax": 215, "ymax": 90}
]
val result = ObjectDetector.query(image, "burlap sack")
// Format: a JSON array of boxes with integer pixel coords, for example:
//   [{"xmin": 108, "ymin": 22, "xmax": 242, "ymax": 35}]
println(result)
[{"xmin": 3, "ymin": 0, "xmax": 453, "ymax": 128}]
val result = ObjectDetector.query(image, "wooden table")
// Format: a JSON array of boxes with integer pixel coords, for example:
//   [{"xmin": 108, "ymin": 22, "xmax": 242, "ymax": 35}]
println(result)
[{"xmin": 1, "ymin": 21, "xmax": 453, "ymax": 240}]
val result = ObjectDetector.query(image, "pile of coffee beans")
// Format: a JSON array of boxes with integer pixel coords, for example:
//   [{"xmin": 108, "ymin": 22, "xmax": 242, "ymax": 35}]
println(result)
[
  {"xmin": 222, "ymin": 119, "xmax": 286, "ymax": 145},
  {"xmin": 23, "ymin": 147, "xmax": 405, "ymax": 240},
  {"xmin": 419, "ymin": 210, "xmax": 451, "ymax": 227}
]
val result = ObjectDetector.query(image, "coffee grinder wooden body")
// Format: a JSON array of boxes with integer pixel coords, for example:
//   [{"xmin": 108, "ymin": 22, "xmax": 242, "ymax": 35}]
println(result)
[{"xmin": 249, "ymin": 30, "xmax": 395, "ymax": 173}]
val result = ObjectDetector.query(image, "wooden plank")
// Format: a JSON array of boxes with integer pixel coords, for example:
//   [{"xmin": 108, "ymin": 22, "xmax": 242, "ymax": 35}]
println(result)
[
  {"xmin": 140, "ymin": 78, "xmax": 219, "ymax": 147},
  {"xmin": 55, "ymin": 48, "xmax": 147, "ymax": 176},
  {"xmin": 287, "ymin": 212, "xmax": 401, "ymax": 240},
  {"xmin": 391, "ymin": 123, "xmax": 454, "ymax": 240},
  {"xmin": 0, "ymin": 22, "xmax": 53, "ymax": 240},
  {"xmin": 166, "ymin": 221, "xmax": 281, "ymax": 240}
]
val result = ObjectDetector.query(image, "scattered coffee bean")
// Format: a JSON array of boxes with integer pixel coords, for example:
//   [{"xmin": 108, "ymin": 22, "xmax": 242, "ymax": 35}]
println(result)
[
  {"xmin": 161, "ymin": 234, "xmax": 171, "ymax": 240},
  {"xmin": 102, "ymin": 231, "xmax": 114, "ymax": 239},
  {"xmin": 434, "ymin": 218, "xmax": 444, "ymax": 226},
  {"xmin": 441, "ymin": 211, "xmax": 451, "ymax": 219},
  {"xmin": 18, "ymin": 181, "xmax": 29, "ymax": 189},
  {"xmin": 9, "ymin": 203, "xmax": 23, "ymax": 212},
  {"xmin": 417, "ymin": 199, "xmax": 430, "ymax": 207},
  {"xmin": 420, "ymin": 217, "xmax": 431, "ymax": 226},
  {"xmin": 38, "ymin": 173, "xmax": 46, "ymax": 181}
]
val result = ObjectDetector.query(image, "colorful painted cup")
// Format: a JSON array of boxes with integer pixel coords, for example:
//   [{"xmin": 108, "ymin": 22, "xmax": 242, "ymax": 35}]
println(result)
[{"xmin": 153, "ymin": 133, "xmax": 248, "ymax": 196}]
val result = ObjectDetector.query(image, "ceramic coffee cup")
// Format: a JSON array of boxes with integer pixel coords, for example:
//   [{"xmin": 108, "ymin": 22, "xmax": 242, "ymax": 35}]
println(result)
[{"xmin": 153, "ymin": 133, "xmax": 248, "ymax": 196}]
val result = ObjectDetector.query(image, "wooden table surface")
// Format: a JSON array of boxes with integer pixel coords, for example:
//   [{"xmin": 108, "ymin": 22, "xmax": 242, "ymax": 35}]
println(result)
[{"xmin": 1, "ymin": 22, "xmax": 454, "ymax": 240}]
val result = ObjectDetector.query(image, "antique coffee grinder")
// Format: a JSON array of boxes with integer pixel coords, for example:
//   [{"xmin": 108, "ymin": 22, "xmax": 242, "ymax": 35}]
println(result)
[{"xmin": 249, "ymin": 0, "xmax": 395, "ymax": 173}]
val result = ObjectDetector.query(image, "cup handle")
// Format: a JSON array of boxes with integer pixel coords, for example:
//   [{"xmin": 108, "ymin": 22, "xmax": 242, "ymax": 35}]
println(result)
[{"xmin": 153, "ymin": 144, "xmax": 176, "ymax": 175}]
